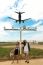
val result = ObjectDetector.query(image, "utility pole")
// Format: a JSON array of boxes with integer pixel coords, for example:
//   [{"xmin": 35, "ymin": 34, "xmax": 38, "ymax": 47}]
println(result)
[{"xmin": 20, "ymin": 27, "xmax": 22, "ymax": 54}]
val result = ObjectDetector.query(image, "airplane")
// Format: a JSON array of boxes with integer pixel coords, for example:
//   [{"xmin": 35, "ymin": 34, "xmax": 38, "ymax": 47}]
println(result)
[{"xmin": 8, "ymin": 12, "xmax": 31, "ymax": 24}]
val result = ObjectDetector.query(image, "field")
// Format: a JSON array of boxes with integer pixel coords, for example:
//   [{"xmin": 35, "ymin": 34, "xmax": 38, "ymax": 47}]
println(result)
[
  {"xmin": 0, "ymin": 42, "xmax": 43, "ymax": 65},
  {"xmin": 0, "ymin": 43, "xmax": 43, "ymax": 59}
]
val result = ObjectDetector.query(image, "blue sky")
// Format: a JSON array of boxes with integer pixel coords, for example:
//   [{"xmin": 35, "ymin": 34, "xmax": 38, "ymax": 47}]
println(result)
[{"xmin": 0, "ymin": 0, "xmax": 43, "ymax": 42}]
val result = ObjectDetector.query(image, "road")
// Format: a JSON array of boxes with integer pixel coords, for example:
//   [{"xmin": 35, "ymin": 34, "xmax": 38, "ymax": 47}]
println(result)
[
  {"xmin": 1, "ymin": 44, "xmax": 43, "ymax": 49},
  {"xmin": 0, "ymin": 59, "xmax": 43, "ymax": 65}
]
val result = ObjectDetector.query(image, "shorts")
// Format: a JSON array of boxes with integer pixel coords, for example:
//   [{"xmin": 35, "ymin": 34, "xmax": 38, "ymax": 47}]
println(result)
[{"xmin": 14, "ymin": 49, "xmax": 18, "ymax": 55}]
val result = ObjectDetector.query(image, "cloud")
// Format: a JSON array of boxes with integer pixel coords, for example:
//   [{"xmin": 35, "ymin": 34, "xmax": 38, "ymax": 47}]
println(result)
[
  {"xmin": 29, "ymin": 32, "xmax": 43, "ymax": 42},
  {"xmin": 0, "ymin": 0, "xmax": 10, "ymax": 16},
  {"xmin": 31, "ymin": 19, "xmax": 43, "ymax": 31},
  {"xmin": 21, "ymin": 0, "xmax": 43, "ymax": 19},
  {"xmin": 32, "ymin": 21, "xmax": 42, "ymax": 27},
  {"xmin": 0, "ymin": 0, "xmax": 43, "ymax": 20},
  {"xmin": 0, "ymin": 21, "xmax": 12, "ymax": 36},
  {"xmin": 4, "ymin": 22, "xmax": 12, "ymax": 29},
  {"xmin": 22, "ymin": 31, "xmax": 43, "ymax": 42},
  {"xmin": 0, "ymin": 0, "xmax": 43, "ymax": 42},
  {"xmin": 0, "ymin": 23, "xmax": 7, "ymax": 36},
  {"xmin": 37, "ymin": 25, "xmax": 43, "ymax": 31}
]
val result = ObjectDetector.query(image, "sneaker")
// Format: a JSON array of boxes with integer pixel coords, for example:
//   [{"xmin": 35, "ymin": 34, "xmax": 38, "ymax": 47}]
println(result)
[
  {"xmin": 27, "ymin": 61, "xmax": 29, "ymax": 63},
  {"xmin": 25, "ymin": 61, "xmax": 27, "ymax": 63}
]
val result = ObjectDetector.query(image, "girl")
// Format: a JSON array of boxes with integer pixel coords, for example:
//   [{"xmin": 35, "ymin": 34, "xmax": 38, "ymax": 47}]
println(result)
[
  {"xmin": 22, "ymin": 40, "xmax": 30, "ymax": 63},
  {"xmin": 10, "ymin": 42, "xmax": 20, "ymax": 63},
  {"xmin": 14, "ymin": 42, "xmax": 20, "ymax": 63}
]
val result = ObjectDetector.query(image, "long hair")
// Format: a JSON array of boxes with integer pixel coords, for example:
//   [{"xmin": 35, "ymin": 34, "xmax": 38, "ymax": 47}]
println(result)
[
  {"xmin": 28, "ymin": 42, "xmax": 30, "ymax": 51},
  {"xmin": 21, "ymin": 40, "xmax": 27, "ymax": 50},
  {"xmin": 22, "ymin": 40, "xmax": 27, "ymax": 46}
]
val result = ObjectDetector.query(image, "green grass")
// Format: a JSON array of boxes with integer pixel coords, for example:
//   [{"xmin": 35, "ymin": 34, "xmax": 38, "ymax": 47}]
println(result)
[
  {"xmin": 30, "ymin": 48, "xmax": 43, "ymax": 58},
  {"xmin": 0, "ymin": 47, "xmax": 12, "ymax": 59},
  {"xmin": 0, "ymin": 47, "xmax": 43, "ymax": 59},
  {"xmin": 38, "ymin": 42, "xmax": 43, "ymax": 45}
]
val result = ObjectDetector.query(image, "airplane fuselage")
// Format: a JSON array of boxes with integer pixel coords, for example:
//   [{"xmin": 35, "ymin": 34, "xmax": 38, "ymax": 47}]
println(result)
[
  {"xmin": 16, "ymin": 12, "xmax": 24, "ymax": 23},
  {"xmin": 15, "ymin": 12, "xmax": 24, "ymax": 23},
  {"xmin": 18, "ymin": 12, "xmax": 21, "ymax": 22}
]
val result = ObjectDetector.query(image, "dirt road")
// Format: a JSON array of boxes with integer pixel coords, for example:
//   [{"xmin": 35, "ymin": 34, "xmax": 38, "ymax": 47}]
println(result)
[
  {"xmin": 1, "ymin": 44, "xmax": 43, "ymax": 49},
  {"xmin": 30, "ymin": 44, "xmax": 43, "ymax": 49},
  {"xmin": 0, "ymin": 59, "xmax": 43, "ymax": 65}
]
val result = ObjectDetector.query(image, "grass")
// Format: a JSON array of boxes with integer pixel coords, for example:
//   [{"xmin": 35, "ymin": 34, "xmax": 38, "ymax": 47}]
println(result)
[
  {"xmin": 0, "ymin": 47, "xmax": 12, "ymax": 59},
  {"xmin": 30, "ymin": 48, "xmax": 43, "ymax": 58},
  {"xmin": 0, "ymin": 47, "xmax": 43, "ymax": 59}
]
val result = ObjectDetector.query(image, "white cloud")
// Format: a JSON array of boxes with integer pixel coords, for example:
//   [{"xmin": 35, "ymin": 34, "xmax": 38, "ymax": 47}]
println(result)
[
  {"xmin": 0, "ymin": 21, "xmax": 12, "ymax": 36},
  {"xmin": 29, "ymin": 32, "xmax": 43, "ymax": 42},
  {"xmin": 32, "ymin": 21, "xmax": 42, "ymax": 27},
  {"xmin": 4, "ymin": 22, "xmax": 12, "ymax": 29},
  {"xmin": 0, "ymin": 0, "xmax": 10, "ymax": 16},
  {"xmin": 27, "ymin": 0, "xmax": 43, "ymax": 19},
  {"xmin": 37, "ymin": 25, "xmax": 43, "ymax": 31},
  {"xmin": 0, "ymin": 0, "xmax": 43, "ymax": 41},
  {"xmin": 21, "ymin": 0, "xmax": 43, "ymax": 19},
  {"xmin": 0, "ymin": 22, "xmax": 12, "ymax": 29},
  {"xmin": 0, "ymin": 0, "xmax": 43, "ymax": 20}
]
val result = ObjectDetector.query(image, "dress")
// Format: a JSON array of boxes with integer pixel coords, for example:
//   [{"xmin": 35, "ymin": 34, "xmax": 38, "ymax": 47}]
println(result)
[{"xmin": 24, "ymin": 43, "xmax": 29, "ymax": 54}]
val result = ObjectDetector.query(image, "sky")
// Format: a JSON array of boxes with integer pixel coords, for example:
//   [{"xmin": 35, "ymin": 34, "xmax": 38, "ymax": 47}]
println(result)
[{"xmin": 0, "ymin": 0, "xmax": 43, "ymax": 42}]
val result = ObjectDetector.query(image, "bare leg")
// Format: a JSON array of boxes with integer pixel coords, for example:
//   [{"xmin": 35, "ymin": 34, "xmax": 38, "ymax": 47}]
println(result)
[
  {"xmin": 25, "ymin": 53, "xmax": 27, "ymax": 62},
  {"xmin": 25, "ymin": 53, "xmax": 29, "ymax": 63},
  {"xmin": 26, "ymin": 53, "xmax": 29, "ymax": 63},
  {"xmin": 16, "ymin": 55, "xmax": 19, "ymax": 63},
  {"xmin": 11, "ymin": 56, "xmax": 14, "ymax": 64}
]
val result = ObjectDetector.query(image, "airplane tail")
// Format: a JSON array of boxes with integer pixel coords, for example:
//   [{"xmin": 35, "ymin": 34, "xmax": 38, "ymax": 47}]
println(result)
[
  {"xmin": 20, "ymin": 12, "xmax": 25, "ymax": 14},
  {"xmin": 15, "ymin": 11, "xmax": 25, "ymax": 14}
]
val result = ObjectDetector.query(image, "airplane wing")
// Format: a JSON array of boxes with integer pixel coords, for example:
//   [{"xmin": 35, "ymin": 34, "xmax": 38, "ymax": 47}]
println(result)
[
  {"xmin": 8, "ymin": 17, "xmax": 32, "ymax": 23},
  {"xmin": 8, "ymin": 17, "xmax": 17, "ymax": 21},
  {"xmin": 21, "ymin": 18, "xmax": 31, "ymax": 23},
  {"xmin": 8, "ymin": 17, "xmax": 19, "ymax": 22},
  {"xmin": 24, "ymin": 18, "xmax": 31, "ymax": 21}
]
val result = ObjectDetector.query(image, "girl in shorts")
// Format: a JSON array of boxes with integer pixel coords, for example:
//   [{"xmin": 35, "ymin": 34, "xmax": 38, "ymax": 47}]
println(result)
[{"xmin": 14, "ymin": 42, "xmax": 20, "ymax": 63}]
